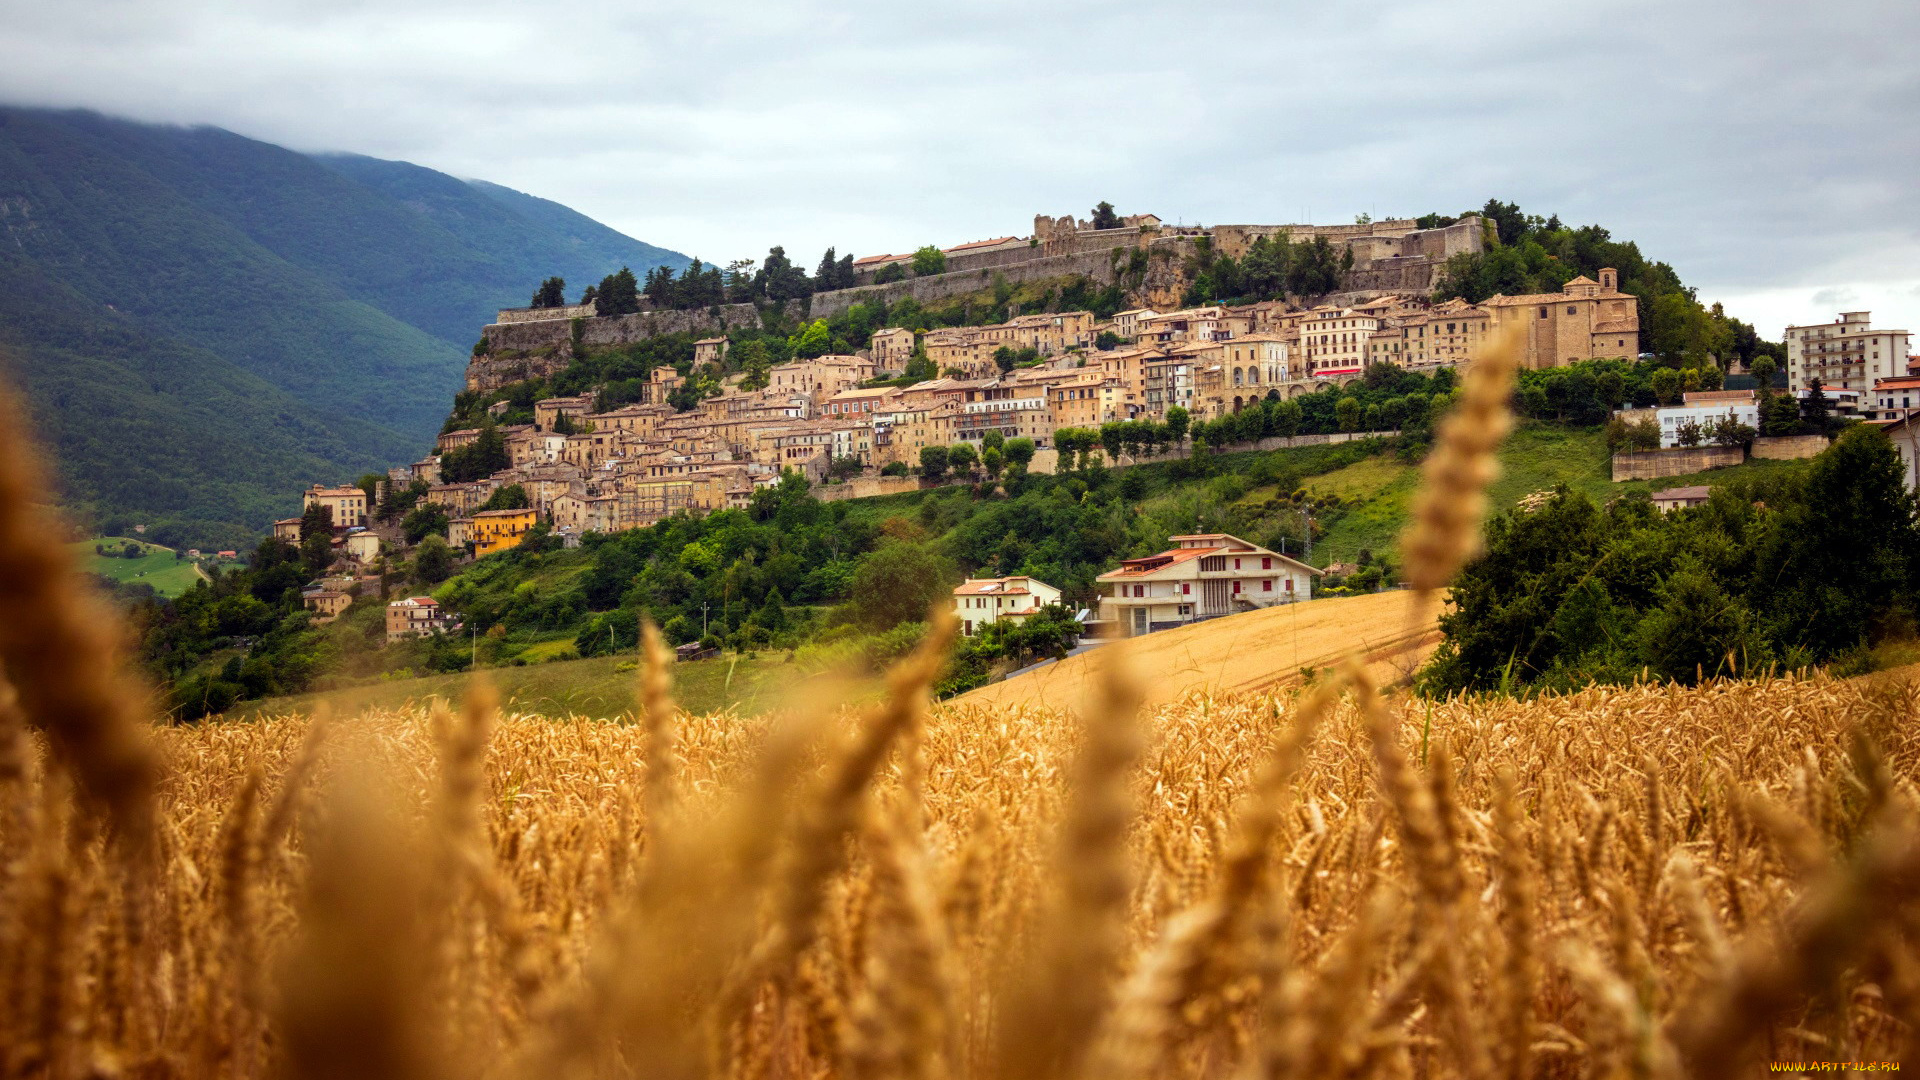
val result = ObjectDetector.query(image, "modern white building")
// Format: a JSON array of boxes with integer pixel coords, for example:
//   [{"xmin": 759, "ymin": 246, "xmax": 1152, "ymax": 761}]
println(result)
[
  {"xmin": 1094, "ymin": 533, "xmax": 1322, "ymax": 638},
  {"xmin": 1654, "ymin": 390, "xmax": 1760, "ymax": 447},
  {"xmin": 1784, "ymin": 311, "xmax": 1911, "ymax": 396},
  {"xmin": 952, "ymin": 576, "xmax": 1063, "ymax": 636}
]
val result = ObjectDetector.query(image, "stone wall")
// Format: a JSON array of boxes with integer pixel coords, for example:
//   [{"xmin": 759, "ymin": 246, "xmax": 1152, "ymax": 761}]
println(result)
[
  {"xmin": 810, "ymin": 250, "xmax": 1124, "ymax": 320},
  {"xmin": 1750, "ymin": 434, "xmax": 1829, "ymax": 460},
  {"xmin": 496, "ymin": 302, "xmax": 596, "ymax": 325},
  {"xmin": 813, "ymin": 475, "xmax": 925, "ymax": 503},
  {"xmin": 1610, "ymin": 446, "xmax": 1743, "ymax": 481},
  {"xmin": 469, "ymin": 302, "xmax": 803, "ymax": 392}
]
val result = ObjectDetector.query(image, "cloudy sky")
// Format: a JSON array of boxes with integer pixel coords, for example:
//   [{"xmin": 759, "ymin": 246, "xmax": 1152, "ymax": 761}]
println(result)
[{"xmin": 2, "ymin": 0, "xmax": 1915, "ymax": 335}]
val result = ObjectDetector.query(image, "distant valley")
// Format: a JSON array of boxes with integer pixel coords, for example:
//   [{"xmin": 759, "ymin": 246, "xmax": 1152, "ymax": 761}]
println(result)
[{"xmin": 0, "ymin": 106, "xmax": 687, "ymax": 547}]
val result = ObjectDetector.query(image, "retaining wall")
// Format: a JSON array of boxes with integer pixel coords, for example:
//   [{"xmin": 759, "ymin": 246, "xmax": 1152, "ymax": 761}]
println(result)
[
  {"xmin": 1750, "ymin": 435, "xmax": 1829, "ymax": 460},
  {"xmin": 1610, "ymin": 446, "xmax": 1743, "ymax": 481}
]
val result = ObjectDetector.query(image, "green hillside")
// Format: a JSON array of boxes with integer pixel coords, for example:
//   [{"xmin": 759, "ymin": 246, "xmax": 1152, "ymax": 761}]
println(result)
[
  {"xmin": 0, "ymin": 106, "xmax": 689, "ymax": 545},
  {"xmin": 72, "ymin": 537, "xmax": 204, "ymax": 598},
  {"xmin": 1304, "ymin": 425, "xmax": 1817, "ymax": 569}
]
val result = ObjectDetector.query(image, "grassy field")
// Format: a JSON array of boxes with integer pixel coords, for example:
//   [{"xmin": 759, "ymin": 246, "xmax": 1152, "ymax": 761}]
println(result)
[
  {"xmin": 72, "ymin": 536, "xmax": 205, "ymax": 597},
  {"xmin": 1310, "ymin": 425, "xmax": 1816, "ymax": 568},
  {"xmin": 228, "ymin": 649, "xmax": 886, "ymax": 722}
]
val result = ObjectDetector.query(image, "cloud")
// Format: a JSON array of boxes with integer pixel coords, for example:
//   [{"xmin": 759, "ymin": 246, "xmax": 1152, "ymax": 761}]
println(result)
[{"xmin": 0, "ymin": 0, "xmax": 1915, "ymax": 336}]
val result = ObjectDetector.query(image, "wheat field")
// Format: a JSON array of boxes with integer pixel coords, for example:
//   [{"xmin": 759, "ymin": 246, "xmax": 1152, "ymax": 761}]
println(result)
[
  {"xmin": 4, "ymin": 643, "xmax": 1920, "ymax": 1079},
  {"xmin": 956, "ymin": 590, "xmax": 1439, "ymax": 712}
]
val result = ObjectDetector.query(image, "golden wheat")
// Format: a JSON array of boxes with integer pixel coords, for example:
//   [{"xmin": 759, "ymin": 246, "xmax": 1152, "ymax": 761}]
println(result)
[{"xmin": 0, "ymin": 655, "xmax": 1915, "ymax": 1078}]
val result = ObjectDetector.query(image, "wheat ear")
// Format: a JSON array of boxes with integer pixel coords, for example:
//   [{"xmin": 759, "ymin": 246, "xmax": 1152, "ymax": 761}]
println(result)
[
  {"xmin": 1400, "ymin": 323, "xmax": 1521, "ymax": 603},
  {"xmin": 0, "ymin": 380, "xmax": 158, "ymax": 849}
]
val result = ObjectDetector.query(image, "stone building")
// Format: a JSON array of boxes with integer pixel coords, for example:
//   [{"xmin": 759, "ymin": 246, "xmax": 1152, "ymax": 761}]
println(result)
[
  {"xmin": 869, "ymin": 327, "xmax": 916, "ymax": 373},
  {"xmin": 303, "ymin": 484, "xmax": 368, "ymax": 529},
  {"xmin": 693, "ymin": 337, "xmax": 730, "ymax": 367},
  {"xmin": 1479, "ymin": 269, "xmax": 1640, "ymax": 370}
]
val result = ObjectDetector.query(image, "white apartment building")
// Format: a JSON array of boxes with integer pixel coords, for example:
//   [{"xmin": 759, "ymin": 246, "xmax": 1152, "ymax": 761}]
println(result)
[
  {"xmin": 1785, "ymin": 311, "xmax": 1911, "ymax": 395},
  {"xmin": 951, "ymin": 576, "xmax": 1064, "ymax": 636},
  {"xmin": 1094, "ymin": 533, "xmax": 1322, "ymax": 638},
  {"xmin": 1654, "ymin": 390, "xmax": 1760, "ymax": 447}
]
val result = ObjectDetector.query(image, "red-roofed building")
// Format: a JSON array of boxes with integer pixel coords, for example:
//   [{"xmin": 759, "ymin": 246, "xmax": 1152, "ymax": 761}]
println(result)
[
  {"xmin": 950, "ymin": 575, "xmax": 1063, "ymax": 636},
  {"xmin": 1093, "ymin": 533, "xmax": 1322, "ymax": 637},
  {"xmin": 386, "ymin": 596, "xmax": 457, "ymax": 643}
]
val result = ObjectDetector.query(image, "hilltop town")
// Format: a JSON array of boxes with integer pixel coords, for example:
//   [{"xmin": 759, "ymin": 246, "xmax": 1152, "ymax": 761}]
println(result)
[{"xmin": 287, "ymin": 209, "xmax": 1651, "ymax": 558}]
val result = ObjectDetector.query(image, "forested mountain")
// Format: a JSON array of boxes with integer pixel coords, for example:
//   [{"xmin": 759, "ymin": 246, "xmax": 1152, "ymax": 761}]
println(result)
[{"xmin": 0, "ymin": 106, "xmax": 687, "ymax": 546}]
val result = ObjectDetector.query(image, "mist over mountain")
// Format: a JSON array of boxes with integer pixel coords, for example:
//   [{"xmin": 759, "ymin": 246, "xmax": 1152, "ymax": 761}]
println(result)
[{"xmin": 0, "ymin": 106, "xmax": 687, "ymax": 546}]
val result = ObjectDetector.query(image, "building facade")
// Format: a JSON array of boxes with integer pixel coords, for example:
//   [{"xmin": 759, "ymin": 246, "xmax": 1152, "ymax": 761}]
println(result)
[
  {"xmin": 1786, "ymin": 311, "xmax": 1912, "ymax": 396},
  {"xmin": 951, "ymin": 576, "xmax": 1064, "ymax": 636},
  {"xmin": 1094, "ymin": 533, "xmax": 1322, "ymax": 637}
]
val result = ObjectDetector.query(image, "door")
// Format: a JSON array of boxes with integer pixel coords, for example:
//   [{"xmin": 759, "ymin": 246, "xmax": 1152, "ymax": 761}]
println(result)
[{"xmin": 1131, "ymin": 608, "xmax": 1149, "ymax": 637}]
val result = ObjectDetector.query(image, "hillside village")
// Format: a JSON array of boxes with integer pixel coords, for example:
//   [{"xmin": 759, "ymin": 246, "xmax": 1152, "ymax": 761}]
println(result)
[
  {"xmin": 106, "ymin": 201, "xmax": 1886, "ymax": 722},
  {"xmin": 273, "ymin": 209, "xmax": 1920, "ymax": 656}
]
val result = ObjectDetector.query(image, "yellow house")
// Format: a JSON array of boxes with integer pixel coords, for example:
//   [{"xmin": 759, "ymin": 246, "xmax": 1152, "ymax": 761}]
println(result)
[{"xmin": 471, "ymin": 507, "xmax": 537, "ymax": 557}]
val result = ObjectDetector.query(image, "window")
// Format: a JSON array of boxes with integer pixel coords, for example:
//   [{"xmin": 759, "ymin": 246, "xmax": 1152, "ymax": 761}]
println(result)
[
  {"xmin": 1234, "ymin": 558, "xmax": 1242, "ymax": 569},
  {"xmin": 1181, "ymin": 583, "xmax": 1191, "ymax": 595},
  {"xmin": 1262, "ymin": 557, "xmax": 1272, "ymax": 570},
  {"xmin": 1539, "ymin": 307, "xmax": 1549, "ymax": 319},
  {"xmin": 1285, "ymin": 578, "xmax": 1294, "ymax": 592},
  {"xmin": 1262, "ymin": 580, "xmax": 1272, "ymax": 591},
  {"xmin": 1232, "ymin": 581, "xmax": 1242, "ymax": 594},
  {"xmin": 1568, "ymin": 305, "xmax": 1578, "ymax": 315}
]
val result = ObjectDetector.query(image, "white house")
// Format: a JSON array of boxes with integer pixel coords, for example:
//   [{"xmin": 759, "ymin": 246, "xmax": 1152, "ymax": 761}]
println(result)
[
  {"xmin": 1094, "ymin": 533, "xmax": 1322, "ymax": 638},
  {"xmin": 1884, "ymin": 416, "xmax": 1920, "ymax": 494},
  {"xmin": 952, "ymin": 576, "xmax": 1063, "ymax": 636},
  {"xmin": 1655, "ymin": 391, "xmax": 1760, "ymax": 448}
]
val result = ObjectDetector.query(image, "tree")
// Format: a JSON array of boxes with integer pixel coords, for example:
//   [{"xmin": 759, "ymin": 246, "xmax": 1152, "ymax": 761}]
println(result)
[
  {"xmin": 981, "ymin": 447, "xmax": 1004, "ymax": 479},
  {"xmin": 918, "ymin": 445, "xmax": 950, "ymax": 482},
  {"xmin": 298, "ymin": 502, "xmax": 332, "ymax": 541},
  {"xmin": 1091, "ymin": 201, "xmax": 1122, "ymax": 230},
  {"xmin": 880, "ymin": 461, "xmax": 909, "ymax": 477},
  {"xmin": 531, "ymin": 276, "xmax": 567, "ymax": 308},
  {"xmin": 1003, "ymin": 437, "xmax": 1036, "ymax": 470},
  {"xmin": 1630, "ymin": 417, "xmax": 1661, "ymax": 450},
  {"xmin": 1751, "ymin": 355, "xmax": 1778, "ymax": 389},
  {"xmin": 947, "ymin": 442, "xmax": 979, "ymax": 478},
  {"xmin": 1335, "ymin": 397, "xmax": 1362, "ymax": 432},
  {"xmin": 874, "ymin": 263, "xmax": 907, "ymax": 285},
  {"xmin": 788, "ymin": 319, "xmax": 832, "ymax": 359},
  {"xmin": 828, "ymin": 456, "xmax": 863, "ymax": 481},
  {"xmin": 911, "ymin": 246, "xmax": 947, "ymax": 277},
  {"xmin": 851, "ymin": 541, "xmax": 953, "ymax": 629},
  {"xmin": 1674, "ymin": 418, "xmax": 1704, "ymax": 447},
  {"xmin": 595, "ymin": 267, "xmax": 642, "ymax": 316},
  {"xmin": 414, "ymin": 535, "xmax": 454, "ymax": 585},
  {"xmin": 1165, "ymin": 406, "xmax": 1191, "ymax": 444},
  {"xmin": 402, "ymin": 502, "xmax": 450, "ymax": 545},
  {"xmin": 1650, "ymin": 368, "xmax": 1683, "ymax": 406},
  {"xmin": 300, "ymin": 530, "xmax": 332, "ymax": 574},
  {"xmin": 1802, "ymin": 379, "xmax": 1833, "ymax": 433},
  {"xmin": 1095, "ymin": 330, "xmax": 1123, "ymax": 350},
  {"xmin": 1708, "ymin": 413, "xmax": 1756, "ymax": 448},
  {"xmin": 993, "ymin": 346, "xmax": 1017, "ymax": 375},
  {"xmin": 481, "ymin": 483, "xmax": 530, "ymax": 511}
]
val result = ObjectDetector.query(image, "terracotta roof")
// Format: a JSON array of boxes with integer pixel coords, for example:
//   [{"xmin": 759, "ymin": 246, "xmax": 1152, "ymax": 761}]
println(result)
[
  {"xmin": 943, "ymin": 236, "xmax": 1020, "ymax": 254},
  {"xmin": 1652, "ymin": 486, "xmax": 1711, "ymax": 501},
  {"xmin": 1097, "ymin": 548, "xmax": 1224, "ymax": 580}
]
